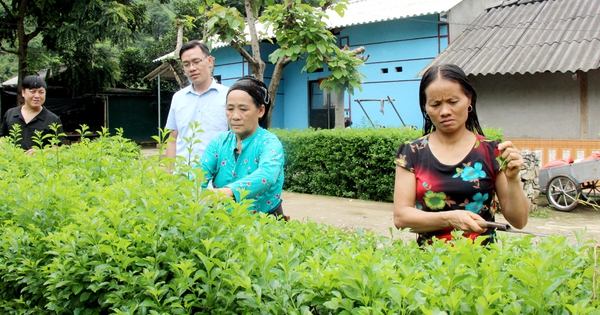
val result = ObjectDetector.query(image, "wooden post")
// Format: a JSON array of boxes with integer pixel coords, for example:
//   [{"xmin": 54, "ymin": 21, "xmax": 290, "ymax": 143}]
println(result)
[{"xmin": 580, "ymin": 70, "xmax": 588, "ymax": 139}]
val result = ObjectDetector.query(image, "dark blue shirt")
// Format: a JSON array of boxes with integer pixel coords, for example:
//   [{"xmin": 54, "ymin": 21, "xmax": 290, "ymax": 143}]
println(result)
[{"xmin": 0, "ymin": 106, "xmax": 65, "ymax": 150}]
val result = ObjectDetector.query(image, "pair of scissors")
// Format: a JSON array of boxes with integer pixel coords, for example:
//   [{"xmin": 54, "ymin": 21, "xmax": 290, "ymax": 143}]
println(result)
[{"xmin": 485, "ymin": 222, "xmax": 568, "ymax": 237}]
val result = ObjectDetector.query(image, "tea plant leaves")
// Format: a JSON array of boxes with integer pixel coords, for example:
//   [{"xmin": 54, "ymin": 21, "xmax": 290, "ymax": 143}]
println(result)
[{"xmin": 0, "ymin": 130, "xmax": 598, "ymax": 314}]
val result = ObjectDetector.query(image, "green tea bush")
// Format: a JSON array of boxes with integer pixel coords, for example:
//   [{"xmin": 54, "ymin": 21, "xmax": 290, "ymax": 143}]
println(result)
[
  {"xmin": 274, "ymin": 127, "xmax": 502, "ymax": 202},
  {"xmin": 1, "ymin": 128, "xmax": 597, "ymax": 314}
]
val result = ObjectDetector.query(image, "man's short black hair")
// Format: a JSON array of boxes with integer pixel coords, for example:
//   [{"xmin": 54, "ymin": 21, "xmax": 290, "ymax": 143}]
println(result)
[
  {"xmin": 179, "ymin": 40, "xmax": 211, "ymax": 59},
  {"xmin": 22, "ymin": 75, "xmax": 47, "ymax": 90}
]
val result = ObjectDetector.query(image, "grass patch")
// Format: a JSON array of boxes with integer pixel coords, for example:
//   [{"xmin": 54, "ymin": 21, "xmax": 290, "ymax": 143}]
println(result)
[{"xmin": 530, "ymin": 206, "xmax": 551, "ymax": 218}]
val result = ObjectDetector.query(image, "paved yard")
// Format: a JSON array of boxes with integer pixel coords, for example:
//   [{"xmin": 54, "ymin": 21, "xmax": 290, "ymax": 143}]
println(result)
[
  {"xmin": 282, "ymin": 191, "xmax": 600, "ymax": 244},
  {"xmin": 141, "ymin": 146, "xmax": 600, "ymax": 244}
]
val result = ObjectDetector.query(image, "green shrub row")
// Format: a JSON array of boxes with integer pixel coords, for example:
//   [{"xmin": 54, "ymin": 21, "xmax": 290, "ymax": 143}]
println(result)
[
  {"xmin": 274, "ymin": 127, "xmax": 502, "ymax": 202},
  {"xmin": 0, "ymin": 128, "xmax": 598, "ymax": 314}
]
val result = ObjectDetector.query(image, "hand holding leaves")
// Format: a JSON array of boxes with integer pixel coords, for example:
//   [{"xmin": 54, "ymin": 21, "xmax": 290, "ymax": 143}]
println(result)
[
  {"xmin": 496, "ymin": 141, "xmax": 523, "ymax": 179},
  {"xmin": 496, "ymin": 155, "xmax": 509, "ymax": 170}
]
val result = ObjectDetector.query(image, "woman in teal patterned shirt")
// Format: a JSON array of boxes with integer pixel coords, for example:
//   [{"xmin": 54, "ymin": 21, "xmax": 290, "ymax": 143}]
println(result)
[{"xmin": 199, "ymin": 76, "xmax": 287, "ymax": 219}]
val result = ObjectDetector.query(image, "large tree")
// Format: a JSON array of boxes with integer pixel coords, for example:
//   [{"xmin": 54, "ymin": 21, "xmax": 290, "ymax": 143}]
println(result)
[
  {"xmin": 203, "ymin": 0, "xmax": 366, "ymax": 128},
  {"xmin": 0, "ymin": 0, "xmax": 148, "ymax": 103}
]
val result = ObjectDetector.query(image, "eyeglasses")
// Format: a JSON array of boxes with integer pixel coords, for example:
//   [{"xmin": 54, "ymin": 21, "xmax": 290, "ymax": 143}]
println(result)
[{"xmin": 182, "ymin": 56, "xmax": 210, "ymax": 69}]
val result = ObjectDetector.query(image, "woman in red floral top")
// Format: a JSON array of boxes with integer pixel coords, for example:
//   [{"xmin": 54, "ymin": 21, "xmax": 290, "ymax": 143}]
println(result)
[{"xmin": 394, "ymin": 64, "xmax": 529, "ymax": 245}]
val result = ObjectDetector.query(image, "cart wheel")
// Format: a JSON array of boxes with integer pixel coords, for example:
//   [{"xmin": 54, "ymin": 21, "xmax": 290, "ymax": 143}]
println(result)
[
  {"xmin": 581, "ymin": 180, "xmax": 600, "ymax": 204},
  {"xmin": 546, "ymin": 175, "xmax": 580, "ymax": 211}
]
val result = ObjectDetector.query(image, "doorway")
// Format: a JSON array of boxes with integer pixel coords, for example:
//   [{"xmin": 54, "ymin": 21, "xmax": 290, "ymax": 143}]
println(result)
[{"xmin": 308, "ymin": 80, "xmax": 334, "ymax": 129}]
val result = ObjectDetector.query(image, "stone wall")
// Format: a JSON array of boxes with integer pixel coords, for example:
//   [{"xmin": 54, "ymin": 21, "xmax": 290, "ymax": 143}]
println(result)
[{"xmin": 520, "ymin": 151, "xmax": 541, "ymax": 212}]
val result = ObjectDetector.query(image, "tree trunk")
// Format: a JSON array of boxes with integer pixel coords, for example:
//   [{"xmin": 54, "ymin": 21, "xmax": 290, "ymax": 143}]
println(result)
[
  {"xmin": 332, "ymin": 90, "xmax": 345, "ymax": 128},
  {"xmin": 15, "ymin": 0, "xmax": 29, "ymax": 106},
  {"xmin": 16, "ymin": 49, "xmax": 26, "ymax": 106},
  {"xmin": 166, "ymin": 59, "xmax": 188, "ymax": 88},
  {"xmin": 243, "ymin": 0, "xmax": 265, "ymax": 79},
  {"xmin": 174, "ymin": 20, "xmax": 183, "ymax": 58},
  {"xmin": 266, "ymin": 56, "xmax": 291, "ymax": 128}
]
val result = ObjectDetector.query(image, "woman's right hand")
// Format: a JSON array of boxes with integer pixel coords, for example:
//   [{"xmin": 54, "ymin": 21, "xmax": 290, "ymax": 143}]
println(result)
[{"xmin": 444, "ymin": 210, "xmax": 488, "ymax": 234}]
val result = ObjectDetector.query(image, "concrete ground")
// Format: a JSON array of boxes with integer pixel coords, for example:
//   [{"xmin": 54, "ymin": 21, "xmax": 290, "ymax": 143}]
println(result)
[
  {"xmin": 281, "ymin": 191, "xmax": 600, "ymax": 244},
  {"xmin": 141, "ymin": 146, "xmax": 600, "ymax": 244}
]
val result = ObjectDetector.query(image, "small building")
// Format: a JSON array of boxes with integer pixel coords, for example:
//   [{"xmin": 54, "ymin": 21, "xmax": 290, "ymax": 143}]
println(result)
[
  {"xmin": 421, "ymin": 0, "xmax": 600, "ymax": 164},
  {"xmin": 205, "ymin": 0, "xmax": 495, "ymax": 129},
  {"xmin": 1, "ymin": 74, "xmax": 169, "ymax": 143}
]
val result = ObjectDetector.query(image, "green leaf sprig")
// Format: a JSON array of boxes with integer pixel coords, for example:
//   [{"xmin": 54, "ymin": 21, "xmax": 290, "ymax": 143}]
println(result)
[{"xmin": 496, "ymin": 155, "xmax": 509, "ymax": 170}]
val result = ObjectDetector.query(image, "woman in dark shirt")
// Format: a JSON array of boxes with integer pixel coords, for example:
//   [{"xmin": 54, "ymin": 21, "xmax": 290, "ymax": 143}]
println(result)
[{"xmin": 393, "ymin": 64, "xmax": 529, "ymax": 245}]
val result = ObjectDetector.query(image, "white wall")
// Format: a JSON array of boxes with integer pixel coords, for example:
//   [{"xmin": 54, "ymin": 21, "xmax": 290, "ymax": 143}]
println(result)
[
  {"xmin": 471, "ymin": 72, "xmax": 586, "ymax": 139},
  {"xmin": 587, "ymin": 69, "xmax": 600, "ymax": 138}
]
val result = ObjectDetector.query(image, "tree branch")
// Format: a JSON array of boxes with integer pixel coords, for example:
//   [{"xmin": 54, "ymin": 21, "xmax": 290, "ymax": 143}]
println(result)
[
  {"xmin": 265, "ymin": 55, "xmax": 291, "ymax": 127},
  {"xmin": 174, "ymin": 19, "xmax": 183, "ymax": 57},
  {"xmin": 351, "ymin": 46, "xmax": 365, "ymax": 54},
  {"xmin": 230, "ymin": 42, "xmax": 254, "ymax": 65},
  {"xmin": 25, "ymin": 26, "xmax": 45, "ymax": 44},
  {"xmin": 344, "ymin": 45, "xmax": 369, "ymax": 62},
  {"xmin": 0, "ymin": 45, "xmax": 17, "ymax": 55},
  {"xmin": 231, "ymin": 40, "xmax": 265, "ymax": 80},
  {"xmin": 0, "ymin": 0, "xmax": 16, "ymax": 20},
  {"xmin": 166, "ymin": 59, "xmax": 187, "ymax": 88},
  {"xmin": 243, "ymin": 0, "xmax": 266, "ymax": 79},
  {"xmin": 270, "ymin": 56, "xmax": 291, "ymax": 92},
  {"xmin": 244, "ymin": 0, "xmax": 261, "ymax": 62}
]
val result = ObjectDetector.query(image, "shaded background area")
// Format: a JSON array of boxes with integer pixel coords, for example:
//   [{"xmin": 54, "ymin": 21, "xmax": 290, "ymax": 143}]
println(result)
[{"xmin": 0, "ymin": 88, "xmax": 173, "ymax": 143}]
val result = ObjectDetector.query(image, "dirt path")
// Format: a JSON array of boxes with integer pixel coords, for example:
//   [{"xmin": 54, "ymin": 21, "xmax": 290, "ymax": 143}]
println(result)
[
  {"xmin": 140, "ymin": 147, "xmax": 600, "ymax": 244},
  {"xmin": 282, "ymin": 191, "xmax": 600, "ymax": 244}
]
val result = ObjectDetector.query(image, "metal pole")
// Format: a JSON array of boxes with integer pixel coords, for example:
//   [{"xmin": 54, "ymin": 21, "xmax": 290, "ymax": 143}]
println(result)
[
  {"xmin": 104, "ymin": 95, "xmax": 109, "ymax": 129},
  {"xmin": 355, "ymin": 100, "xmax": 375, "ymax": 127},
  {"xmin": 158, "ymin": 74, "xmax": 161, "ymax": 133},
  {"xmin": 387, "ymin": 96, "xmax": 406, "ymax": 126},
  {"xmin": 326, "ymin": 90, "xmax": 331, "ymax": 129}
]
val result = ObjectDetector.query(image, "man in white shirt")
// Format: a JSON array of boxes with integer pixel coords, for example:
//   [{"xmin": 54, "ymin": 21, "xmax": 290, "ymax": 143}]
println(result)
[{"xmin": 165, "ymin": 40, "xmax": 229, "ymax": 169}]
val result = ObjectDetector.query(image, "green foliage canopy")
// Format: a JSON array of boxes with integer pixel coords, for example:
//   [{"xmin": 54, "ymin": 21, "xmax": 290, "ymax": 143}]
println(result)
[
  {"xmin": 0, "ymin": 127, "xmax": 597, "ymax": 314},
  {"xmin": 203, "ymin": 0, "xmax": 366, "ymax": 127},
  {"xmin": 0, "ymin": 0, "xmax": 148, "ymax": 97},
  {"xmin": 119, "ymin": 47, "xmax": 156, "ymax": 89}
]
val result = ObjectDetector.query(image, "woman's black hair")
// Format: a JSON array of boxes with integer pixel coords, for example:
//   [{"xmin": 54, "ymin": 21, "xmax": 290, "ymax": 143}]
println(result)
[
  {"xmin": 227, "ymin": 76, "xmax": 271, "ymax": 129},
  {"xmin": 22, "ymin": 75, "xmax": 47, "ymax": 90},
  {"xmin": 419, "ymin": 64, "xmax": 484, "ymax": 136}
]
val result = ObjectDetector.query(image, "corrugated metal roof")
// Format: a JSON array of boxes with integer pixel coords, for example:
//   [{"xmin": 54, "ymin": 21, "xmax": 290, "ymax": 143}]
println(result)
[
  {"xmin": 419, "ymin": 0, "xmax": 600, "ymax": 76},
  {"xmin": 144, "ymin": 62, "xmax": 176, "ymax": 81},
  {"xmin": 2, "ymin": 70, "xmax": 47, "ymax": 87},
  {"xmin": 325, "ymin": 0, "xmax": 463, "ymax": 28}
]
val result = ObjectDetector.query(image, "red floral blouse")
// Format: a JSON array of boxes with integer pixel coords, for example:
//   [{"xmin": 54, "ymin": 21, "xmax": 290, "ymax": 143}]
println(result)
[{"xmin": 395, "ymin": 134, "xmax": 501, "ymax": 244}]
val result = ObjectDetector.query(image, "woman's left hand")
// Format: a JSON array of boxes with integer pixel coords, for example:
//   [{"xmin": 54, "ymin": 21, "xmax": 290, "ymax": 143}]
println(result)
[
  {"xmin": 202, "ymin": 187, "xmax": 235, "ymax": 203},
  {"xmin": 211, "ymin": 187, "xmax": 234, "ymax": 198},
  {"xmin": 497, "ymin": 141, "xmax": 523, "ymax": 180}
]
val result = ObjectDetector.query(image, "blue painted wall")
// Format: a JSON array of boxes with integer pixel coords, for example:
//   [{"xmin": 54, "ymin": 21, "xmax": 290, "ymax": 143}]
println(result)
[
  {"xmin": 211, "ymin": 43, "xmax": 286, "ymax": 128},
  {"xmin": 281, "ymin": 61, "xmax": 329, "ymax": 129},
  {"xmin": 211, "ymin": 13, "xmax": 447, "ymax": 130},
  {"xmin": 337, "ymin": 15, "xmax": 445, "ymax": 129},
  {"xmin": 211, "ymin": 47, "xmax": 248, "ymax": 87}
]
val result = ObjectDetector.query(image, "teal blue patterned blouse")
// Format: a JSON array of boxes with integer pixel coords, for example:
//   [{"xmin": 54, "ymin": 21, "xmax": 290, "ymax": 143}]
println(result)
[{"xmin": 200, "ymin": 127, "xmax": 284, "ymax": 213}]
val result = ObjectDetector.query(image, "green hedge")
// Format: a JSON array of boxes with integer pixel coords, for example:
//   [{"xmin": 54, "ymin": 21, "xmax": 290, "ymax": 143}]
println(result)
[
  {"xmin": 274, "ymin": 127, "xmax": 502, "ymax": 202},
  {"xmin": 0, "ymin": 130, "xmax": 598, "ymax": 314}
]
